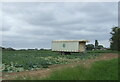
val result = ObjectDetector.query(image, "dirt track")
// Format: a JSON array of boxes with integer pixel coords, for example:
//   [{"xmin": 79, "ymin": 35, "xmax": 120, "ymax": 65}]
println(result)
[{"xmin": 2, "ymin": 53, "xmax": 118, "ymax": 80}]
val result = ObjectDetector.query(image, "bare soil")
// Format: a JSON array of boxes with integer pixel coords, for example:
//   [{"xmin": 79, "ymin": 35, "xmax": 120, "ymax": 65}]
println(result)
[{"xmin": 2, "ymin": 53, "xmax": 118, "ymax": 80}]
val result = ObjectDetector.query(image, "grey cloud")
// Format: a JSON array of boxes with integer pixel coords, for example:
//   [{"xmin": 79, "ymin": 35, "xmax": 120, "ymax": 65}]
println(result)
[{"xmin": 1, "ymin": 2, "xmax": 118, "ymax": 48}]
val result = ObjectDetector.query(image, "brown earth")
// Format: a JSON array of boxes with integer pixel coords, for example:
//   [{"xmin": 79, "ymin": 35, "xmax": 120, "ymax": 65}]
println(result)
[{"xmin": 2, "ymin": 53, "xmax": 118, "ymax": 80}]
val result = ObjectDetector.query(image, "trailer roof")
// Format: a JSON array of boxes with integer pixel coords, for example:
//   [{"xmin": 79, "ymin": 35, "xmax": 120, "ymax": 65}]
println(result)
[{"xmin": 52, "ymin": 40, "xmax": 89, "ymax": 42}]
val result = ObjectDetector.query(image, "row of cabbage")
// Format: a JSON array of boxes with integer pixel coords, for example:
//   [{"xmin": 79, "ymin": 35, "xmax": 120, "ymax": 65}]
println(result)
[{"xmin": 2, "ymin": 50, "xmax": 100, "ymax": 73}]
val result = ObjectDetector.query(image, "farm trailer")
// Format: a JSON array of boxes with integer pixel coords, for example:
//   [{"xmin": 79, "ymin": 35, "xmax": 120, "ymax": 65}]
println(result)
[{"xmin": 52, "ymin": 40, "xmax": 89, "ymax": 55}]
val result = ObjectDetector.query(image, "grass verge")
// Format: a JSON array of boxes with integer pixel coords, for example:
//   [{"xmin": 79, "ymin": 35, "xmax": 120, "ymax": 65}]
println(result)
[{"xmin": 43, "ymin": 58, "xmax": 118, "ymax": 80}]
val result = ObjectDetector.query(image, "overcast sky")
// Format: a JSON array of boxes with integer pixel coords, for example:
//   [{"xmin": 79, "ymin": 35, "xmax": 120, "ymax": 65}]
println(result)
[{"xmin": 1, "ymin": 2, "xmax": 118, "ymax": 49}]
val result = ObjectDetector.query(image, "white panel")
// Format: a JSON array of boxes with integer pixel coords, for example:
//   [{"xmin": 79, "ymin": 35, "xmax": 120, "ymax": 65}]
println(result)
[{"xmin": 52, "ymin": 41, "xmax": 79, "ymax": 52}]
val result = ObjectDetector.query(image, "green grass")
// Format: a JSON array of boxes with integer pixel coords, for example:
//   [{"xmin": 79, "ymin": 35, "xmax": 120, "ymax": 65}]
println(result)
[
  {"xmin": 43, "ymin": 58, "xmax": 118, "ymax": 80},
  {"xmin": 87, "ymin": 50, "xmax": 118, "ymax": 53}
]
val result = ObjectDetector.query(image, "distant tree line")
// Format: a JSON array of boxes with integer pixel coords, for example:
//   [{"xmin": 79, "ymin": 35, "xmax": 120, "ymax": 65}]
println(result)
[
  {"xmin": 86, "ymin": 26, "xmax": 120, "ymax": 51},
  {"xmin": 0, "ymin": 47, "xmax": 51, "ymax": 51},
  {"xmin": 86, "ymin": 40, "xmax": 104, "ymax": 51},
  {"xmin": 0, "ymin": 47, "xmax": 15, "ymax": 51}
]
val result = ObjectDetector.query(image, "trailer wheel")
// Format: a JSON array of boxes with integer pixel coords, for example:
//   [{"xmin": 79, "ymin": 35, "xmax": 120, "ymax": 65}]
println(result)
[
  {"xmin": 59, "ymin": 52, "xmax": 71, "ymax": 55},
  {"xmin": 64, "ymin": 52, "xmax": 71, "ymax": 55}
]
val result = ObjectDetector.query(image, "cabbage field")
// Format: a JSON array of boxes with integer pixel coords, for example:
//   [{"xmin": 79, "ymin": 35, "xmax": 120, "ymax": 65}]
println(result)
[{"xmin": 2, "ymin": 50, "xmax": 100, "ymax": 73}]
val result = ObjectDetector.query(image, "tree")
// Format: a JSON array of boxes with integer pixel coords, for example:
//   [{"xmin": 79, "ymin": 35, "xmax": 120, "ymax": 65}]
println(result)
[
  {"xmin": 110, "ymin": 27, "xmax": 120, "ymax": 51},
  {"xmin": 98, "ymin": 45, "xmax": 104, "ymax": 50},
  {"xmin": 6, "ymin": 47, "xmax": 15, "ymax": 51},
  {"xmin": 0, "ymin": 46, "xmax": 5, "ymax": 50},
  {"xmin": 95, "ymin": 40, "xmax": 99, "ymax": 49},
  {"xmin": 86, "ymin": 44, "xmax": 94, "ymax": 50}
]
